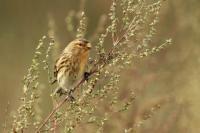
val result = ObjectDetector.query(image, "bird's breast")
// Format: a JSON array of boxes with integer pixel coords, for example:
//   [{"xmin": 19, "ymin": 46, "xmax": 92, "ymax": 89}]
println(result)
[{"xmin": 79, "ymin": 51, "xmax": 89, "ymax": 76}]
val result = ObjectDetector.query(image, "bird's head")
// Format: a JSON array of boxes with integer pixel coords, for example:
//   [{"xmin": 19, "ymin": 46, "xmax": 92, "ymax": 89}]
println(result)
[{"xmin": 64, "ymin": 38, "xmax": 92, "ymax": 55}]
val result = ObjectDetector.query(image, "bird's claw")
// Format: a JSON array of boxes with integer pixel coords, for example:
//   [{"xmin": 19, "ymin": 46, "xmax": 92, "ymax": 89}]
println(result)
[
  {"xmin": 84, "ymin": 72, "xmax": 90, "ymax": 81},
  {"xmin": 56, "ymin": 89, "xmax": 75, "ymax": 102},
  {"xmin": 56, "ymin": 88, "xmax": 68, "ymax": 96},
  {"xmin": 68, "ymin": 94, "xmax": 75, "ymax": 102}
]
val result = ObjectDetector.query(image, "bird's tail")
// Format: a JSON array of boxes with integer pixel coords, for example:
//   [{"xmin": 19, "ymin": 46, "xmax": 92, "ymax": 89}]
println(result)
[{"xmin": 51, "ymin": 79, "xmax": 57, "ymax": 84}]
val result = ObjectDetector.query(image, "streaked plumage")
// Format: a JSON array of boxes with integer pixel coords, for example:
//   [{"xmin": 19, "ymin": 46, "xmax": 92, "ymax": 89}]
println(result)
[{"xmin": 54, "ymin": 39, "xmax": 91, "ymax": 95}]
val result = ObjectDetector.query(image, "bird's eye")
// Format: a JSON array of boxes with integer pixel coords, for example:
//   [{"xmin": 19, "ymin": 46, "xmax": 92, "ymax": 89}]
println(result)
[{"xmin": 78, "ymin": 43, "xmax": 83, "ymax": 47}]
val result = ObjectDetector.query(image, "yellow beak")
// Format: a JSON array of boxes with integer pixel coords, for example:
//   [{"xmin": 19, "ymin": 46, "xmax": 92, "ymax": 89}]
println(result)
[{"xmin": 87, "ymin": 43, "xmax": 92, "ymax": 50}]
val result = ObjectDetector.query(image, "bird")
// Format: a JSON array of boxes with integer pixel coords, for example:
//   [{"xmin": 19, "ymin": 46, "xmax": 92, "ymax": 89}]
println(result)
[{"xmin": 53, "ymin": 38, "xmax": 92, "ymax": 97}]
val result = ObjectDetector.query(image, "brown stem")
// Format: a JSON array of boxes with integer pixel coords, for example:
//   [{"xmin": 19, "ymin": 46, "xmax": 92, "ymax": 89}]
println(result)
[{"xmin": 35, "ymin": 96, "xmax": 69, "ymax": 133}]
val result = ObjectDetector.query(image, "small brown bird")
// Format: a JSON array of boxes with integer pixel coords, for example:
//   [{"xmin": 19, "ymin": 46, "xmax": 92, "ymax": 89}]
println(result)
[{"xmin": 53, "ymin": 38, "xmax": 91, "ymax": 96}]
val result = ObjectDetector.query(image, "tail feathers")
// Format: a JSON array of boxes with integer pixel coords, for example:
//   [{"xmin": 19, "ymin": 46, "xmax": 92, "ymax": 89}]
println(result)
[{"xmin": 51, "ymin": 79, "xmax": 57, "ymax": 84}]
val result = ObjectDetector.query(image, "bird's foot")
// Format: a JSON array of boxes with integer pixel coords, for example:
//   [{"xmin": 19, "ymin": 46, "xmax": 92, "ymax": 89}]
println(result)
[
  {"xmin": 55, "ymin": 88, "xmax": 67, "ymax": 96},
  {"xmin": 68, "ymin": 94, "xmax": 75, "ymax": 102},
  {"xmin": 59, "ymin": 89, "xmax": 75, "ymax": 102},
  {"xmin": 84, "ymin": 72, "xmax": 90, "ymax": 81}
]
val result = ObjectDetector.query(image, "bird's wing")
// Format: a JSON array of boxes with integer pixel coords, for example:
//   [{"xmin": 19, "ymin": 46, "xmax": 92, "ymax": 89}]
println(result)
[{"xmin": 54, "ymin": 53, "xmax": 71, "ymax": 78}]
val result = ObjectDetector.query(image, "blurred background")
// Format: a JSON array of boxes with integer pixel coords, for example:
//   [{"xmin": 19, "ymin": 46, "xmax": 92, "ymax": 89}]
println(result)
[{"xmin": 0, "ymin": 0, "xmax": 199, "ymax": 132}]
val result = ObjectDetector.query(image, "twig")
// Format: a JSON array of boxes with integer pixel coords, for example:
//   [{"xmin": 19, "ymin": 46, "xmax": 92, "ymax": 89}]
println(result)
[{"xmin": 35, "ymin": 95, "xmax": 69, "ymax": 133}]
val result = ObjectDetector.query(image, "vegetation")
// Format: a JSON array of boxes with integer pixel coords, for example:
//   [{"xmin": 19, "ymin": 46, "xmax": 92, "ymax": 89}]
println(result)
[{"xmin": 6, "ymin": 0, "xmax": 199, "ymax": 133}]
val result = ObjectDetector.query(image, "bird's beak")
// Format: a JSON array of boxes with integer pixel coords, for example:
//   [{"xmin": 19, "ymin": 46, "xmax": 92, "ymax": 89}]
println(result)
[{"xmin": 87, "ymin": 43, "xmax": 92, "ymax": 50}]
